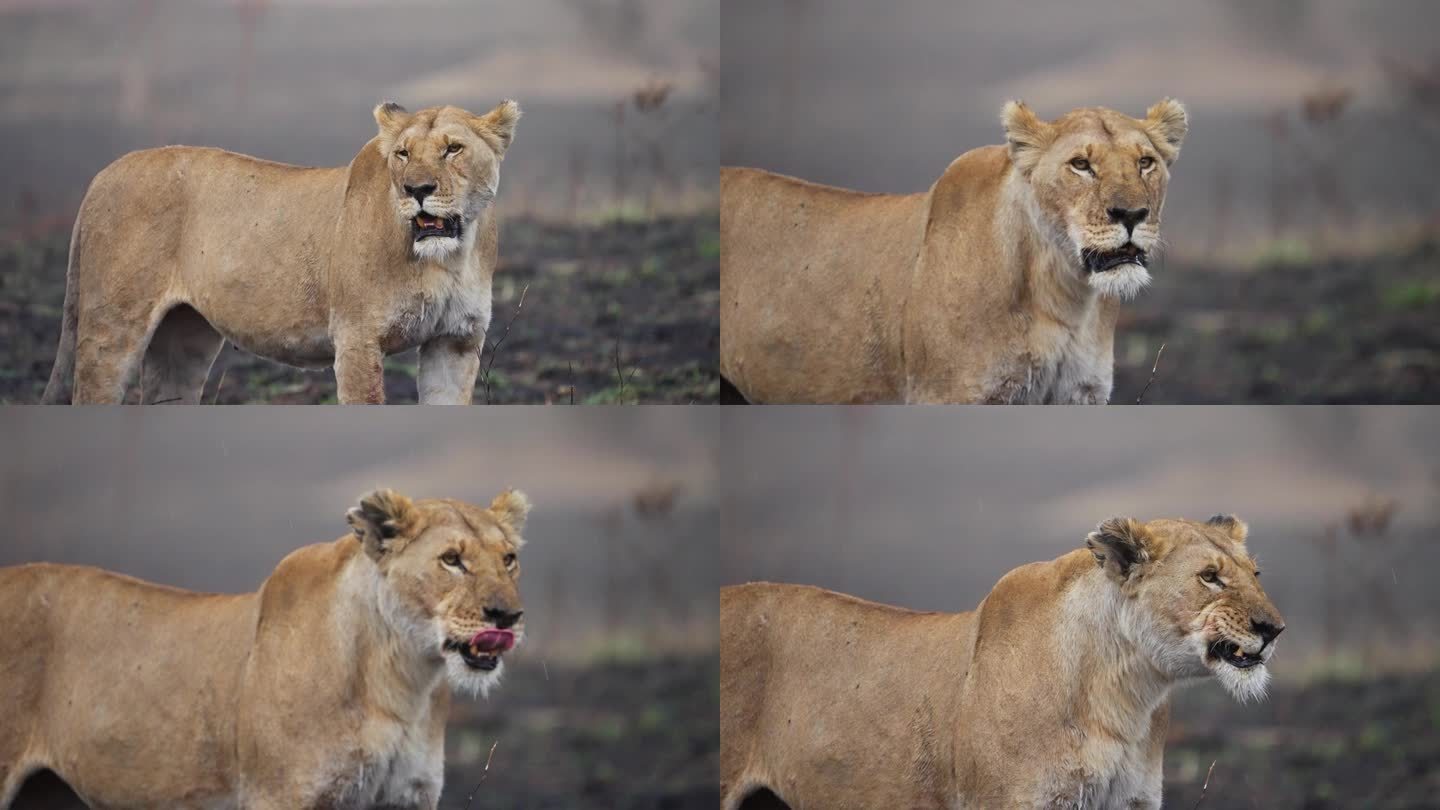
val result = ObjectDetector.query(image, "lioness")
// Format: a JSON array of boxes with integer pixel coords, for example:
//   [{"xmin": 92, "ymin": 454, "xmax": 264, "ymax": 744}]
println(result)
[
  {"xmin": 41, "ymin": 100, "xmax": 521, "ymax": 404},
  {"xmin": 720, "ymin": 99, "xmax": 1188, "ymax": 403},
  {"xmin": 721, "ymin": 515, "xmax": 1284, "ymax": 809},
  {"xmin": 0, "ymin": 487, "xmax": 531, "ymax": 809}
]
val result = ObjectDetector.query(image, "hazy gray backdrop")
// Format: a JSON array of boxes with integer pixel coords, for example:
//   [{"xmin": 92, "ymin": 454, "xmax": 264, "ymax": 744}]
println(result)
[
  {"xmin": 722, "ymin": 0, "xmax": 1440, "ymax": 257},
  {"xmin": 0, "ymin": 407, "xmax": 719, "ymax": 658},
  {"xmin": 720, "ymin": 407, "xmax": 1440, "ymax": 663},
  {"xmin": 0, "ymin": 0, "xmax": 717, "ymax": 224}
]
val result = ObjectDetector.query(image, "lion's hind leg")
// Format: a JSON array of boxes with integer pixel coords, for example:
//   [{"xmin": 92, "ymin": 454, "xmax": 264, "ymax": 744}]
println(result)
[
  {"xmin": 139, "ymin": 304, "xmax": 226, "ymax": 405},
  {"xmin": 0, "ymin": 761, "xmax": 31, "ymax": 810}
]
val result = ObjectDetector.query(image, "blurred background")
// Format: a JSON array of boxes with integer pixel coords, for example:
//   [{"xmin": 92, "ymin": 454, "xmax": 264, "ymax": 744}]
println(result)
[
  {"xmin": 0, "ymin": 407, "xmax": 718, "ymax": 809},
  {"xmin": 0, "ymin": 0, "xmax": 720, "ymax": 404},
  {"xmin": 723, "ymin": 0, "xmax": 1440, "ymax": 403},
  {"xmin": 719, "ymin": 406, "xmax": 1440, "ymax": 808}
]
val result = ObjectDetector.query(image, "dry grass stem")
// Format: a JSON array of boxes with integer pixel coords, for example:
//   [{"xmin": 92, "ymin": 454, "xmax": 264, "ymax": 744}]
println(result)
[
  {"xmin": 1135, "ymin": 342, "xmax": 1167, "ymax": 404},
  {"xmin": 464, "ymin": 739, "xmax": 501, "ymax": 809},
  {"xmin": 480, "ymin": 284, "xmax": 530, "ymax": 404}
]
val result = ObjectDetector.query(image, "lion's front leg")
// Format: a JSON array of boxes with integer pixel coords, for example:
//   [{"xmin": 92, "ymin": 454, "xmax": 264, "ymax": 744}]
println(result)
[
  {"xmin": 417, "ymin": 334, "xmax": 481, "ymax": 404},
  {"xmin": 334, "ymin": 337, "xmax": 386, "ymax": 404}
]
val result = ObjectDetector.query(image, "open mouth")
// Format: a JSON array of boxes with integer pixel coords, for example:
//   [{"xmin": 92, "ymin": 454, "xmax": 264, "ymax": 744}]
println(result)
[
  {"xmin": 443, "ymin": 628, "xmax": 516, "ymax": 671},
  {"xmin": 1209, "ymin": 639, "xmax": 1265, "ymax": 670},
  {"xmin": 1082, "ymin": 243, "xmax": 1148, "ymax": 274},
  {"xmin": 412, "ymin": 213, "xmax": 461, "ymax": 241}
]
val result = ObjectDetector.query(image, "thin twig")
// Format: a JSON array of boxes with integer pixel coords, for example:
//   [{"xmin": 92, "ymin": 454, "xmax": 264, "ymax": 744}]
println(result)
[
  {"xmin": 1191, "ymin": 759, "xmax": 1216, "ymax": 809},
  {"xmin": 464, "ymin": 739, "xmax": 501, "ymax": 809},
  {"xmin": 613, "ymin": 338, "xmax": 636, "ymax": 400},
  {"xmin": 211, "ymin": 361, "xmax": 229, "ymax": 406},
  {"xmin": 480, "ymin": 284, "xmax": 530, "ymax": 404},
  {"xmin": 567, "ymin": 361, "xmax": 576, "ymax": 405},
  {"xmin": 152, "ymin": 397, "xmax": 183, "ymax": 405},
  {"xmin": 1135, "ymin": 342, "xmax": 1166, "ymax": 404}
]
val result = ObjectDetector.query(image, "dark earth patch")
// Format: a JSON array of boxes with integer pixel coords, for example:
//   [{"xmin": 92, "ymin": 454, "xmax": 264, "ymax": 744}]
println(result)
[
  {"xmin": 1113, "ymin": 240, "xmax": 1440, "ymax": 404},
  {"xmin": 1163, "ymin": 668, "xmax": 1440, "ymax": 809}
]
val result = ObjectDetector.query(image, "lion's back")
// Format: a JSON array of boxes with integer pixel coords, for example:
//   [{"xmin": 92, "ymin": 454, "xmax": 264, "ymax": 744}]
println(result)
[
  {"xmin": 0, "ymin": 562, "xmax": 257, "ymax": 792},
  {"xmin": 721, "ymin": 582, "xmax": 972, "ymax": 807},
  {"xmin": 719, "ymin": 168, "xmax": 927, "ymax": 403}
]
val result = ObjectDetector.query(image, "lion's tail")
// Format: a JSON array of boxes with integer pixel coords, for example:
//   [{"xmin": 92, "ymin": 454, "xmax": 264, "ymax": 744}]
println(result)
[{"xmin": 40, "ymin": 213, "xmax": 83, "ymax": 404}]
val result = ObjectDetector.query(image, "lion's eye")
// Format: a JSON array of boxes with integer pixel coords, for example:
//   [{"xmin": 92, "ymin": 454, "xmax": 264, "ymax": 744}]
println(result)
[
  {"xmin": 503, "ymin": 552, "xmax": 517, "ymax": 569},
  {"xmin": 1069, "ymin": 157, "xmax": 1091, "ymax": 172},
  {"xmin": 446, "ymin": 143, "xmax": 464, "ymax": 155},
  {"xmin": 441, "ymin": 551, "xmax": 463, "ymax": 569},
  {"xmin": 395, "ymin": 149, "xmax": 409, "ymax": 160},
  {"xmin": 1138, "ymin": 156, "xmax": 1155, "ymax": 170},
  {"xmin": 1200, "ymin": 569, "xmax": 1220, "ymax": 585}
]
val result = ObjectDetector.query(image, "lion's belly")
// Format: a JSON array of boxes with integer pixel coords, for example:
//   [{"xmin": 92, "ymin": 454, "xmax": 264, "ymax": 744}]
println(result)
[
  {"xmin": 227, "ymin": 326, "xmax": 336, "ymax": 369},
  {"xmin": 180, "ymin": 263, "xmax": 336, "ymax": 369}
]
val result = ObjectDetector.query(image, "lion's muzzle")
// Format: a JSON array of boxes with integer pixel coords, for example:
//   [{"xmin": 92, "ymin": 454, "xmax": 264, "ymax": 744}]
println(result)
[
  {"xmin": 443, "ymin": 628, "xmax": 517, "ymax": 671},
  {"xmin": 1208, "ymin": 638, "xmax": 1265, "ymax": 669},
  {"xmin": 412, "ymin": 212, "xmax": 461, "ymax": 241},
  {"xmin": 1082, "ymin": 242, "xmax": 1148, "ymax": 274}
]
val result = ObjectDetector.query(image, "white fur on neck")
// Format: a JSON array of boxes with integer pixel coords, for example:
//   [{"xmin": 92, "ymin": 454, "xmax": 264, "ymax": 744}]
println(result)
[
  {"xmin": 1048, "ymin": 570, "xmax": 1175, "ymax": 808},
  {"xmin": 1059, "ymin": 571, "xmax": 1176, "ymax": 738},
  {"xmin": 329, "ymin": 556, "xmax": 449, "ymax": 807},
  {"xmin": 384, "ymin": 221, "xmax": 493, "ymax": 352},
  {"xmin": 997, "ymin": 173, "xmax": 1115, "ymax": 404},
  {"xmin": 339, "ymin": 556, "xmax": 444, "ymax": 700}
]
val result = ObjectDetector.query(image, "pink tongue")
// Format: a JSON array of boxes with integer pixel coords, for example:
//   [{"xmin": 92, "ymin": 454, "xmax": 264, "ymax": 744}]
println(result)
[{"xmin": 471, "ymin": 629, "xmax": 515, "ymax": 653}]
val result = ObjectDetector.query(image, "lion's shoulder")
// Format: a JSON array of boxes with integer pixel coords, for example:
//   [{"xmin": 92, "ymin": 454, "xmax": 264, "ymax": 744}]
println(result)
[{"xmin": 928, "ymin": 144, "xmax": 1013, "ymax": 207}]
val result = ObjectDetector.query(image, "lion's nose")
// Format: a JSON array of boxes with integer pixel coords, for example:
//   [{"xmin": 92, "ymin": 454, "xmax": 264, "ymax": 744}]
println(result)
[
  {"xmin": 1107, "ymin": 206, "xmax": 1149, "ymax": 234},
  {"xmin": 1253, "ymin": 618, "xmax": 1284, "ymax": 646},
  {"xmin": 404, "ymin": 182, "xmax": 437, "ymax": 204},
  {"xmin": 484, "ymin": 606, "xmax": 523, "ymax": 629}
]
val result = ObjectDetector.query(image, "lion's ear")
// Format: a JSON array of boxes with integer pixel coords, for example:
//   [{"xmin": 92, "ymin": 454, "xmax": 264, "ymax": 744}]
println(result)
[
  {"xmin": 1144, "ymin": 98, "xmax": 1188, "ymax": 165},
  {"xmin": 1000, "ymin": 100, "xmax": 1055, "ymax": 177},
  {"xmin": 489, "ymin": 488, "xmax": 532, "ymax": 536},
  {"xmin": 1085, "ymin": 517, "xmax": 1155, "ymax": 583},
  {"xmin": 1206, "ymin": 514, "xmax": 1248, "ymax": 544},
  {"xmin": 471, "ymin": 99, "xmax": 522, "ymax": 158},
  {"xmin": 373, "ymin": 101, "xmax": 410, "ymax": 135},
  {"xmin": 347, "ymin": 488, "xmax": 421, "ymax": 560},
  {"xmin": 373, "ymin": 101, "xmax": 410, "ymax": 155}
]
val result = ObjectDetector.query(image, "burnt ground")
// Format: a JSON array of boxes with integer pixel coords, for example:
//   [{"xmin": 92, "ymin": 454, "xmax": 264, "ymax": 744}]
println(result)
[
  {"xmin": 0, "ymin": 214, "xmax": 720, "ymax": 404},
  {"xmin": 1112, "ymin": 239, "xmax": 1440, "ymax": 404},
  {"xmin": 11, "ymin": 653, "xmax": 719, "ymax": 810},
  {"xmin": 1162, "ymin": 668, "xmax": 1440, "ymax": 809}
]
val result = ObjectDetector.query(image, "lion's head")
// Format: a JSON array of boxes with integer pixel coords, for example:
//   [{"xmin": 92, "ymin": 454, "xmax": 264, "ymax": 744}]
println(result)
[
  {"xmin": 1086, "ymin": 514, "xmax": 1284, "ymax": 703},
  {"xmin": 1001, "ymin": 99, "xmax": 1187, "ymax": 301},
  {"xmin": 346, "ymin": 487, "xmax": 532, "ymax": 696},
  {"xmin": 373, "ymin": 100, "xmax": 522, "ymax": 262}
]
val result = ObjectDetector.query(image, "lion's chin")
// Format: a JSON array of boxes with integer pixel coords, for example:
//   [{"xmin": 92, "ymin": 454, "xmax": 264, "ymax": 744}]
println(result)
[
  {"xmin": 1085, "ymin": 262, "xmax": 1151, "ymax": 301},
  {"xmin": 412, "ymin": 234, "xmax": 463, "ymax": 262},
  {"xmin": 445, "ymin": 653, "xmax": 505, "ymax": 699},
  {"xmin": 1210, "ymin": 655, "xmax": 1271, "ymax": 704}
]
